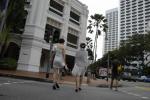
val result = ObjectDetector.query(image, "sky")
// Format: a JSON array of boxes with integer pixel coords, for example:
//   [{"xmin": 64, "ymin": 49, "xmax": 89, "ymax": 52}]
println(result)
[{"xmin": 78, "ymin": 0, "xmax": 119, "ymax": 59}]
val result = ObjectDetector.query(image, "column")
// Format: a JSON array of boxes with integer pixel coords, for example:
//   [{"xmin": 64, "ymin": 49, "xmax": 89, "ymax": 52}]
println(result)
[
  {"xmin": 17, "ymin": 0, "xmax": 49, "ymax": 72},
  {"xmin": 80, "ymin": 6, "xmax": 89, "ymax": 44},
  {"xmin": 60, "ymin": 1, "xmax": 71, "ymax": 42}
]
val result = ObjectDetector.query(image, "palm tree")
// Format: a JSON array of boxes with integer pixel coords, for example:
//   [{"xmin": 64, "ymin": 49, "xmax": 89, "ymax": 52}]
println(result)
[
  {"xmin": 86, "ymin": 37, "xmax": 93, "ymax": 50},
  {"xmin": 86, "ymin": 37, "xmax": 94, "ymax": 61},
  {"xmin": 87, "ymin": 14, "xmax": 108, "ymax": 62}
]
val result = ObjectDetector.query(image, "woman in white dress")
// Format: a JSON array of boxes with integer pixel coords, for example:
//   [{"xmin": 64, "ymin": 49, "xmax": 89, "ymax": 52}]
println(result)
[
  {"xmin": 72, "ymin": 43, "xmax": 88, "ymax": 92},
  {"xmin": 52, "ymin": 38, "xmax": 67, "ymax": 90}
]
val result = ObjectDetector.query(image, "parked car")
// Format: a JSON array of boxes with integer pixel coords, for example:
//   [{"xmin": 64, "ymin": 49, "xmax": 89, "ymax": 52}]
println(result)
[
  {"xmin": 121, "ymin": 72, "xmax": 137, "ymax": 82},
  {"xmin": 145, "ymin": 77, "xmax": 150, "ymax": 82},
  {"xmin": 138, "ymin": 76, "xmax": 150, "ymax": 82}
]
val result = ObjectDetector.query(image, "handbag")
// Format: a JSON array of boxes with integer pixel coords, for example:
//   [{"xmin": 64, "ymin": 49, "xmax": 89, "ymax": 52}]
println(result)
[
  {"xmin": 63, "ymin": 65, "xmax": 69, "ymax": 74},
  {"xmin": 72, "ymin": 64, "xmax": 79, "ymax": 76}
]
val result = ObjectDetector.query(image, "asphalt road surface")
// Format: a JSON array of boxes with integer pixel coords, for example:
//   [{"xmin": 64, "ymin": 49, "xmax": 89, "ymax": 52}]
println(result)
[{"xmin": 0, "ymin": 77, "xmax": 150, "ymax": 100}]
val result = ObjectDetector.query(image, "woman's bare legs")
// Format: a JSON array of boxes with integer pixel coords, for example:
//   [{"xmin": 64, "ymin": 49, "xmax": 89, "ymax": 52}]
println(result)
[
  {"xmin": 52, "ymin": 68, "xmax": 57, "ymax": 89},
  {"xmin": 75, "ymin": 76, "xmax": 80, "ymax": 92},
  {"xmin": 53, "ymin": 68, "xmax": 61, "ymax": 89},
  {"xmin": 75, "ymin": 76, "xmax": 78, "ymax": 89},
  {"xmin": 57, "ymin": 68, "xmax": 61, "ymax": 83},
  {"xmin": 79, "ymin": 75, "xmax": 83, "ymax": 90},
  {"xmin": 53, "ymin": 68, "xmax": 57, "ymax": 83}
]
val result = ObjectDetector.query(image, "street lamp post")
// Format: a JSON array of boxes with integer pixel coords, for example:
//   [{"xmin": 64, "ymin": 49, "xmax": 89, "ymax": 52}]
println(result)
[
  {"xmin": 45, "ymin": 29, "xmax": 55, "ymax": 79},
  {"xmin": 105, "ymin": 33, "xmax": 109, "ymax": 82},
  {"xmin": 107, "ymin": 51, "xmax": 109, "ymax": 82}
]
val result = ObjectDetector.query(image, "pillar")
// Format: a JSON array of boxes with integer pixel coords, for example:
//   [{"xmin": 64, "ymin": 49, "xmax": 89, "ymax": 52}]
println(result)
[{"xmin": 17, "ymin": 0, "xmax": 49, "ymax": 72}]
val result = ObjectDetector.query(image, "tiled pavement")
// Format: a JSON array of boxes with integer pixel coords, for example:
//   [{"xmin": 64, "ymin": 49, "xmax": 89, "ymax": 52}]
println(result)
[{"xmin": 0, "ymin": 69, "xmax": 121, "ymax": 87}]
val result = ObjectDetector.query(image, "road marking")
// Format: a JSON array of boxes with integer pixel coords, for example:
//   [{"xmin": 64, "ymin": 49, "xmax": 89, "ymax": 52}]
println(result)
[
  {"xmin": 0, "ymin": 81, "xmax": 33, "ymax": 86},
  {"xmin": 141, "ymin": 97, "xmax": 149, "ymax": 99},
  {"xmin": 3, "ymin": 83, "xmax": 11, "ymax": 85},
  {"xmin": 135, "ymin": 86, "xmax": 150, "ymax": 91},
  {"xmin": 121, "ymin": 90, "xmax": 149, "ymax": 99},
  {"xmin": 131, "ymin": 93, "xmax": 140, "ymax": 97}
]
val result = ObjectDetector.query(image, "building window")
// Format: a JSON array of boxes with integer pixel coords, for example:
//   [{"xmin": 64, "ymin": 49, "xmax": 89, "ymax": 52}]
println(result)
[
  {"xmin": 49, "ymin": 0, "xmax": 64, "ymax": 16},
  {"xmin": 67, "ymin": 33, "xmax": 78, "ymax": 48},
  {"xmin": 44, "ymin": 24, "xmax": 60, "ymax": 43},
  {"xmin": 69, "ymin": 8, "xmax": 80, "ymax": 25},
  {"xmin": 67, "ymin": 28, "xmax": 79, "ymax": 49}
]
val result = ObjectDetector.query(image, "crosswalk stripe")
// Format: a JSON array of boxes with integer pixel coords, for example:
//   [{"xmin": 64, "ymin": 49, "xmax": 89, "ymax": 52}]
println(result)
[
  {"xmin": 121, "ymin": 90, "xmax": 149, "ymax": 99},
  {"xmin": 0, "ymin": 81, "xmax": 33, "ymax": 86},
  {"xmin": 135, "ymin": 86, "xmax": 150, "ymax": 91}
]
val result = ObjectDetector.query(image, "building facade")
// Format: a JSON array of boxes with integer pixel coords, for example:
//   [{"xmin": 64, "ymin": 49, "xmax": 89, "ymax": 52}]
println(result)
[
  {"xmin": 17, "ymin": 0, "xmax": 89, "ymax": 72},
  {"xmin": 120, "ymin": 0, "xmax": 150, "ymax": 42},
  {"xmin": 104, "ymin": 8, "xmax": 119, "ymax": 54}
]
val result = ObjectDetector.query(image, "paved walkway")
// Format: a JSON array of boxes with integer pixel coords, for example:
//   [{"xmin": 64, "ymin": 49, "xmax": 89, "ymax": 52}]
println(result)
[{"xmin": 0, "ymin": 69, "xmax": 121, "ymax": 87}]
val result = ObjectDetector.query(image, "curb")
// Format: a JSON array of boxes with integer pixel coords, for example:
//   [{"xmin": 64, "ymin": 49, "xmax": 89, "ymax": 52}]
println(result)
[
  {"xmin": 0, "ymin": 73, "xmax": 53, "ymax": 83},
  {"xmin": 0, "ymin": 73, "xmax": 123, "ymax": 88},
  {"xmin": 0, "ymin": 73, "xmax": 88, "ymax": 86}
]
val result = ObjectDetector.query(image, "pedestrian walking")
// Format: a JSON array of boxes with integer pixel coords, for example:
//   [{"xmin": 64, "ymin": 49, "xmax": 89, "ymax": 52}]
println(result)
[
  {"xmin": 52, "ymin": 38, "xmax": 67, "ymax": 90},
  {"xmin": 72, "ymin": 43, "xmax": 88, "ymax": 92},
  {"xmin": 110, "ymin": 59, "xmax": 120, "ymax": 91}
]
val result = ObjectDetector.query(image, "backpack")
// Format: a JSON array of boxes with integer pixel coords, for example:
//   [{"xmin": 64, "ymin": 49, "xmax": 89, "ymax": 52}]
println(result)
[{"xmin": 118, "ymin": 65, "xmax": 122, "ymax": 73}]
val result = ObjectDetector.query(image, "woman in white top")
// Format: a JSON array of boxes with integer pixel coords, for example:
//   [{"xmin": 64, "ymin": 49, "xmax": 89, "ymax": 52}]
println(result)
[
  {"xmin": 72, "ymin": 43, "xmax": 88, "ymax": 92},
  {"xmin": 52, "ymin": 38, "xmax": 67, "ymax": 90}
]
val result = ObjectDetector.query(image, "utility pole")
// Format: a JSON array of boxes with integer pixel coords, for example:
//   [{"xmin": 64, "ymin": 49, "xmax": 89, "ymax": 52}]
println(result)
[
  {"xmin": 105, "ymin": 32, "xmax": 109, "ymax": 82},
  {"xmin": 107, "ymin": 52, "xmax": 109, "ymax": 82}
]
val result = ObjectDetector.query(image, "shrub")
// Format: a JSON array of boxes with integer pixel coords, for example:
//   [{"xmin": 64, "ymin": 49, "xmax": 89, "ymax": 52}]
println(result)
[{"xmin": 0, "ymin": 58, "xmax": 17, "ymax": 70}]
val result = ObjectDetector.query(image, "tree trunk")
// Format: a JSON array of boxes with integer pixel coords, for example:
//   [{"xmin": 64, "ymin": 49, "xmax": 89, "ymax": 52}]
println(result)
[
  {"xmin": 92, "ymin": 32, "xmax": 97, "ymax": 63},
  {"xmin": 93, "ymin": 27, "xmax": 98, "ymax": 62},
  {"xmin": 95, "ymin": 33, "xmax": 98, "ymax": 61}
]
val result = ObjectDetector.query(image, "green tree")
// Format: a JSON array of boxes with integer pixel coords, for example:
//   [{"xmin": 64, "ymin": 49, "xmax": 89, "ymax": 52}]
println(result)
[
  {"xmin": 122, "ymin": 34, "xmax": 146, "ymax": 66},
  {"xmin": 0, "ymin": 26, "xmax": 10, "ymax": 56},
  {"xmin": 98, "ymin": 32, "xmax": 150, "ymax": 75},
  {"xmin": 87, "ymin": 14, "xmax": 108, "ymax": 62},
  {"xmin": 145, "ymin": 32, "xmax": 150, "ymax": 52},
  {"xmin": 6, "ymin": 0, "xmax": 26, "ymax": 33},
  {"xmin": 86, "ymin": 37, "xmax": 93, "ymax": 50},
  {"xmin": 0, "ymin": 0, "xmax": 26, "ymax": 57}
]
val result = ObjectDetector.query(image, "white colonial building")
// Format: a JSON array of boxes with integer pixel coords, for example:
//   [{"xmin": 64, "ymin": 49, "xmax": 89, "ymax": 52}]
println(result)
[{"xmin": 17, "ymin": 0, "xmax": 89, "ymax": 72}]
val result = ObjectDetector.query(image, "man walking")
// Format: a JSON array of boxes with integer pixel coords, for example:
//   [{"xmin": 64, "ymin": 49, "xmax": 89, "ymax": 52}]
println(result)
[{"xmin": 110, "ymin": 59, "xmax": 119, "ymax": 91}]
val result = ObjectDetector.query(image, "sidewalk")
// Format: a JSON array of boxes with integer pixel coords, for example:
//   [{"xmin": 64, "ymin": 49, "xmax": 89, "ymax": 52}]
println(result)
[{"xmin": 0, "ymin": 69, "xmax": 121, "ymax": 87}]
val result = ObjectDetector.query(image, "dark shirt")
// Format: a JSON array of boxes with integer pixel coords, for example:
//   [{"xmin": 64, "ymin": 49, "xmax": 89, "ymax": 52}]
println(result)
[{"xmin": 112, "ymin": 62, "xmax": 118, "ymax": 76}]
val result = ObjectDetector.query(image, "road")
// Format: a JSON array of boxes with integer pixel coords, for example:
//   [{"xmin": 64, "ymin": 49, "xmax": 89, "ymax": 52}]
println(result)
[{"xmin": 0, "ymin": 77, "xmax": 150, "ymax": 100}]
